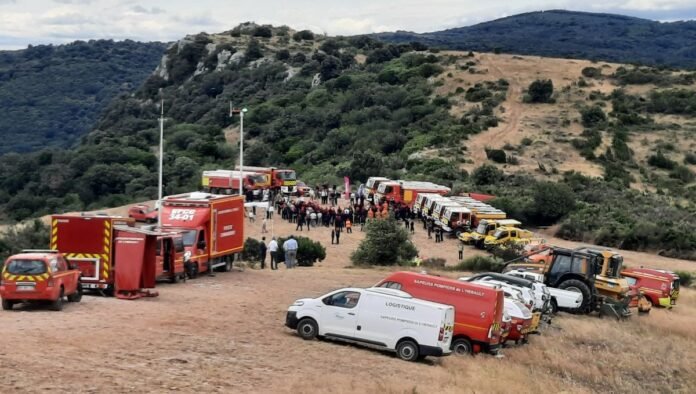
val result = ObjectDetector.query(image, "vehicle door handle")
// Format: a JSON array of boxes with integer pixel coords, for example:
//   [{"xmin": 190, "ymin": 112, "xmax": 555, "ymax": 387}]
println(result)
[{"xmin": 347, "ymin": 312, "xmax": 355, "ymax": 316}]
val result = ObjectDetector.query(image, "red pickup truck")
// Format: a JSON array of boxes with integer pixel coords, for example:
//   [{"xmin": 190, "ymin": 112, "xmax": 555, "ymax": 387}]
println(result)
[{"xmin": 1, "ymin": 250, "xmax": 82, "ymax": 311}]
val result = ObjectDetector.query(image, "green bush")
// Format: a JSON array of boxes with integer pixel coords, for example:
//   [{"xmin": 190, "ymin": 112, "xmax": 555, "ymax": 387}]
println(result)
[
  {"xmin": 675, "ymin": 271, "xmax": 693, "ymax": 287},
  {"xmin": 242, "ymin": 237, "xmax": 263, "ymax": 262},
  {"xmin": 525, "ymin": 79, "xmax": 554, "ymax": 103},
  {"xmin": 276, "ymin": 236, "xmax": 326, "ymax": 267},
  {"xmin": 0, "ymin": 220, "xmax": 50, "ymax": 263},
  {"xmin": 485, "ymin": 149, "xmax": 507, "ymax": 163},
  {"xmin": 580, "ymin": 105, "xmax": 607, "ymax": 128},
  {"xmin": 472, "ymin": 164, "xmax": 504, "ymax": 185},
  {"xmin": 581, "ymin": 67, "xmax": 602, "ymax": 78},
  {"xmin": 351, "ymin": 217, "xmax": 418, "ymax": 266},
  {"xmin": 648, "ymin": 152, "xmax": 677, "ymax": 170},
  {"xmin": 684, "ymin": 152, "xmax": 696, "ymax": 165},
  {"xmin": 447, "ymin": 256, "xmax": 504, "ymax": 272}
]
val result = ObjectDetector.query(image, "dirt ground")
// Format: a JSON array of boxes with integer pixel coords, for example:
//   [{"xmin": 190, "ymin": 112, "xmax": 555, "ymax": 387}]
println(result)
[{"xmin": 1, "ymin": 198, "xmax": 695, "ymax": 393}]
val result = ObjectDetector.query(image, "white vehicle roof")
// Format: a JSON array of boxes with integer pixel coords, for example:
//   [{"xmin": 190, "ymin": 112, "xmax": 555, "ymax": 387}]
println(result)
[
  {"xmin": 365, "ymin": 287, "xmax": 453, "ymax": 311},
  {"xmin": 395, "ymin": 180, "xmax": 451, "ymax": 191},
  {"xmin": 203, "ymin": 170, "xmax": 262, "ymax": 177},
  {"xmin": 365, "ymin": 287, "xmax": 412, "ymax": 298},
  {"xmin": 444, "ymin": 206, "xmax": 472, "ymax": 214}
]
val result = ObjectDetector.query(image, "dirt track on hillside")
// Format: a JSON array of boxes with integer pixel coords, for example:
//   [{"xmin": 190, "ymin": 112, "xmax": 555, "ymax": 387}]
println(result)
[{"xmin": 1, "ymin": 198, "xmax": 695, "ymax": 393}]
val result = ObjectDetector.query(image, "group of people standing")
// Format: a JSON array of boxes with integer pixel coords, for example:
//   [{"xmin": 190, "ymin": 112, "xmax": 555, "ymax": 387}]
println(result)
[{"xmin": 257, "ymin": 235, "xmax": 299, "ymax": 270}]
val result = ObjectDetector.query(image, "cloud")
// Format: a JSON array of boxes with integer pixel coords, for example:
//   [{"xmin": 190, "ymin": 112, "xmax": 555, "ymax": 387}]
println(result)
[
  {"xmin": 131, "ymin": 5, "xmax": 166, "ymax": 15},
  {"xmin": 0, "ymin": 0, "xmax": 16, "ymax": 4},
  {"xmin": 41, "ymin": 12, "xmax": 97, "ymax": 26},
  {"xmin": 53, "ymin": 0, "xmax": 94, "ymax": 4}
]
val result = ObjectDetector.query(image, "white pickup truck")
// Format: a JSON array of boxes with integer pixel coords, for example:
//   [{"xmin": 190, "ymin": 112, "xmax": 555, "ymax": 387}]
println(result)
[
  {"xmin": 504, "ymin": 269, "xmax": 583, "ymax": 313},
  {"xmin": 286, "ymin": 287, "xmax": 454, "ymax": 362}
]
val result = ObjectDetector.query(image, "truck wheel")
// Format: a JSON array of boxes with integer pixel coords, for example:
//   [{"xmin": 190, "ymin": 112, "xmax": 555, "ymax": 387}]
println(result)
[
  {"xmin": 558, "ymin": 279, "xmax": 592, "ymax": 313},
  {"xmin": 67, "ymin": 285, "xmax": 83, "ymax": 303},
  {"xmin": 50, "ymin": 289, "xmax": 65, "ymax": 311},
  {"xmin": 187, "ymin": 262, "xmax": 198, "ymax": 279},
  {"xmin": 396, "ymin": 340, "xmax": 420, "ymax": 362},
  {"xmin": 2, "ymin": 299, "xmax": 13, "ymax": 311},
  {"xmin": 455, "ymin": 229, "xmax": 463, "ymax": 238},
  {"xmin": 475, "ymin": 239, "xmax": 485, "ymax": 249},
  {"xmin": 224, "ymin": 259, "xmax": 232, "ymax": 272},
  {"xmin": 550, "ymin": 299, "xmax": 558, "ymax": 315},
  {"xmin": 451, "ymin": 338, "xmax": 473, "ymax": 355},
  {"xmin": 170, "ymin": 274, "xmax": 179, "ymax": 284},
  {"xmin": 297, "ymin": 318, "xmax": 318, "ymax": 340}
]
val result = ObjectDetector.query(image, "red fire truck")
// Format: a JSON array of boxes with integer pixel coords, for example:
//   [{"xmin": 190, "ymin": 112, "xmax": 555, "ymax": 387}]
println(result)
[
  {"xmin": 160, "ymin": 192, "xmax": 245, "ymax": 278},
  {"xmin": 201, "ymin": 170, "xmax": 268, "ymax": 195},
  {"xmin": 235, "ymin": 166, "xmax": 297, "ymax": 194},
  {"xmin": 622, "ymin": 267, "xmax": 680, "ymax": 308}
]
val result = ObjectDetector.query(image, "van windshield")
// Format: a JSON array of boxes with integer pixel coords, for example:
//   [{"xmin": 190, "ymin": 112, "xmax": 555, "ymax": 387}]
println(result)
[
  {"xmin": 182, "ymin": 230, "xmax": 197, "ymax": 247},
  {"xmin": 476, "ymin": 223, "xmax": 487, "ymax": 234},
  {"xmin": 6, "ymin": 259, "xmax": 47, "ymax": 275}
]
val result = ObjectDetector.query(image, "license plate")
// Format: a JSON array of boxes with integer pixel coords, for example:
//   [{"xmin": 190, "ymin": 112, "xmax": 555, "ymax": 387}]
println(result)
[{"xmin": 17, "ymin": 285, "xmax": 35, "ymax": 292}]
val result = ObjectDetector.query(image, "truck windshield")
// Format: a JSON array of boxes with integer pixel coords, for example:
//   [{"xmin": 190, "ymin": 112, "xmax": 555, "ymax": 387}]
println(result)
[
  {"xmin": 248, "ymin": 175, "xmax": 266, "ymax": 185},
  {"xmin": 607, "ymin": 255, "xmax": 623, "ymax": 278},
  {"xmin": 493, "ymin": 229, "xmax": 505, "ymax": 238},
  {"xmin": 476, "ymin": 223, "xmax": 487, "ymax": 234},
  {"xmin": 6, "ymin": 259, "xmax": 47, "ymax": 275},
  {"xmin": 277, "ymin": 171, "xmax": 296, "ymax": 181},
  {"xmin": 182, "ymin": 230, "xmax": 197, "ymax": 247}
]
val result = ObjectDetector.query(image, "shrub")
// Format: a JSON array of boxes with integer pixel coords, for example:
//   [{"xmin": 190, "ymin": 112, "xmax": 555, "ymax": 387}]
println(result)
[
  {"xmin": 472, "ymin": 164, "xmax": 504, "ymax": 185},
  {"xmin": 0, "ymin": 220, "xmax": 51, "ymax": 263},
  {"xmin": 276, "ymin": 236, "xmax": 326, "ymax": 267},
  {"xmin": 447, "ymin": 255, "xmax": 504, "ymax": 272},
  {"xmin": 242, "ymin": 237, "xmax": 263, "ymax": 262},
  {"xmin": 521, "ymin": 137, "xmax": 533, "ymax": 146},
  {"xmin": 581, "ymin": 67, "xmax": 602, "ymax": 78},
  {"xmin": 685, "ymin": 152, "xmax": 696, "ymax": 165},
  {"xmin": 532, "ymin": 182, "xmax": 576, "ymax": 225},
  {"xmin": 465, "ymin": 84, "xmax": 492, "ymax": 102},
  {"xmin": 292, "ymin": 30, "xmax": 315, "ymax": 41},
  {"xmin": 351, "ymin": 217, "xmax": 418, "ymax": 266},
  {"xmin": 675, "ymin": 271, "xmax": 693, "ymax": 287},
  {"xmin": 648, "ymin": 152, "xmax": 676, "ymax": 170},
  {"xmin": 580, "ymin": 106, "xmax": 607, "ymax": 128},
  {"xmin": 252, "ymin": 26, "xmax": 272, "ymax": 38},
  {"xmin": 485, "ymin": 149, "xmax": 507, "ymax": 163},
  {"xmin": 525, "ymin": 79, "xmax": 553, "ymax": 103}
]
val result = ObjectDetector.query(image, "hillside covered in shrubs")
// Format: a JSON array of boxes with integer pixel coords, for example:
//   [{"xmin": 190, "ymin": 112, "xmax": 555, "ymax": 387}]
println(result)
[
  {"xmin": 376, "ymin": 10, "xmax": 696, "ymax": 69},
  {"xmin": 0, "ymin": 23, "xmax": 694, "ymax": 259},
  {"xmin": 0, "ymin": 40, "xmax": 167, "ymax": 153}
]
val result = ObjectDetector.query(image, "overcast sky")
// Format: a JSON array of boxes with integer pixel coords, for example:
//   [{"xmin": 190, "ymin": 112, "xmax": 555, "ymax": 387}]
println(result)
[{"xmin": 1, "ymin": 0, "xmax": 695, "ymax": 49}]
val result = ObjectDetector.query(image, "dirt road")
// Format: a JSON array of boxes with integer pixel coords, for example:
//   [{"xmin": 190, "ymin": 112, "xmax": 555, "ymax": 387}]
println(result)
[{"xmin": 1, "ymin": 200, "xmax": 695, "ymax": 393}]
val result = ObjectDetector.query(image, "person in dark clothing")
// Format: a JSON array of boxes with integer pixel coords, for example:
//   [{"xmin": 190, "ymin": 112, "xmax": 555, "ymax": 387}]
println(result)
[
  {"xmin": 335, "ymin": 228, "xmax": 340, "ymax": 244},
  {"xmin": 296, "ymin": 215, "xmax": 304, "ymax": 231},
  {"xmin": 259, "ymin": 237, "xmax": 267, "ymax": 269},
  {"xmin": 427, "ymin": 221, "xmax": 433, "ymax": 239},
  {"xmin": 404, "ymin": 219, "xmax": 409, "ymax": 230},
  {"xmin": 410, "ymin": 221, "xmax": 415, "ymax": 234},
  {"xmin": 331, "ymin": 229, "xmax": 335, "ymax": 244}
]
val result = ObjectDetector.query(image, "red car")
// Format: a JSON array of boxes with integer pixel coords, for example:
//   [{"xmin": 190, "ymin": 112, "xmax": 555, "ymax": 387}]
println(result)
[
  {"xmin": 622, "ymin": 268, "xmax": 680, "ymax": 308},
  {"xmin": 128, "ymin": 204, "xmax": 158, "ymax": 223},
  {"xmin": 1, "ymin": 250, "xmax": 82, "ymax": 311}
]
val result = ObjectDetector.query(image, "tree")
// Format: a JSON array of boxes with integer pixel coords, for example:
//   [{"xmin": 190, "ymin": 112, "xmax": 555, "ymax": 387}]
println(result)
[
  {"xmin": 245, "ymin": 39, "xmax": 264, "ymax": 62},
  {"xmin": 292, "ymin": 30, "xmax": 314, "ymax": 41},
  {"xmin": 472, "ymin": 164, "xmax": 504, "ymax": 185},
  {"xmin": 319, "ymin": 56, "xmax": 341, "ymax": 81},
  {"xmin": 580, "ymin": 105, "xmax": 607, "ymax": 128},
  {"xmin": 351, "ymin": 217, "xmax": 418, "ymax": 266},
  {"xmin": 525, "ymin": 79, "xmax": 554, "ymax": 103},
  {"xmin": 532, "ymin": 182, "xmax": 575, "ymax": 224},
  {"xmin": 252, "ymin": 26, "xmax": 272, "ymax": 38}
]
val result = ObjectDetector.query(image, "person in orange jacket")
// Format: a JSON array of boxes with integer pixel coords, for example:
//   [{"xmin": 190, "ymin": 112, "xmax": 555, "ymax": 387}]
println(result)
[{"xmin": 346, "ymin": 219, "xmax": 352, "ymax": 233}]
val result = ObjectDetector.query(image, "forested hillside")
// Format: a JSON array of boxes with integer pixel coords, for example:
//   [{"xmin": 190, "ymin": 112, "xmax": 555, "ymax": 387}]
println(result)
[
  {"xmin": 0, "ymin": 23, "xmax": 694, "ymax": 259},
  {"xmin": 376, "ymin": 10, "xmax": 696, "ymax": 69},
  {"xmin": 0, "ymin": 40, "xmax": 167, "ymax": 153}
]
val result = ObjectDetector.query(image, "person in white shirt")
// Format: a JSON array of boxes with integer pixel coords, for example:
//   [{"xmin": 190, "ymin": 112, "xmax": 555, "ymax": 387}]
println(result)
[{"xmin": 268, "ymin": 237, "xmax": 279, "ymax": 270}]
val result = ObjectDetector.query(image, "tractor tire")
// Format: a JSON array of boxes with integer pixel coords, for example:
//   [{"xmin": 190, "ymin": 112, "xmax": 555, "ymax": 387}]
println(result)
[
  {"xmin": 67, "ymin": 285, "xmax": 83, "ymax": 303},
  {"xmin": 558, "ymin": 279, "xmax": 592, "ymax": 313},
  {"xmin": 451, "ymin": 338, "xmax": 473, "ymax": 355},
  {"xmin": 50, "ymin": 289, "xmax": 65, "ymax": 311},
  {"xmin": 2, "ymin": 299, "xmax": 13, "ymax": 311},
  {"xmin": 297, "ymin": 318, "xmax": 318, "ymax": 340},
  {"xmin": 396, "ymin": 340, "xmax": 420, "ymax": 362}
]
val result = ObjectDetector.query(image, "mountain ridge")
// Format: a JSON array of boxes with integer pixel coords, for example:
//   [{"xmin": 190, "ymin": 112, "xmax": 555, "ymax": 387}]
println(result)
[{"xmin": 374, "ymin": 10, "xmax": 696, "ymax": 69}]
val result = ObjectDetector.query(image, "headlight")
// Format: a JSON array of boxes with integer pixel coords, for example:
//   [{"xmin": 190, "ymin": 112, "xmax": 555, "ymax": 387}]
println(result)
[
  {"xmin": 184, "ymin": 251, "xmax": 192, "ymax": 261},
  {"xmin": 293, "ymin": 300, "xmax": 304, "ymax": 306}
]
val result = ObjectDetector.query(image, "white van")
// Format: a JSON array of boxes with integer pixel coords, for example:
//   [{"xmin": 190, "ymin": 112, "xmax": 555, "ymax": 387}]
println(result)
[{"xmin": 286, "ymin": 287, "xmax": 454, "ymax": 362}]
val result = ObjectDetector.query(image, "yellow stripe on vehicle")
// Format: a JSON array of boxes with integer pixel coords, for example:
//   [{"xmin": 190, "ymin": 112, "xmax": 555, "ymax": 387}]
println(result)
[
  {"xmin": 102, "ymin": 270, "xmax": 109, "ymax": 279},
  {"xmin": 454, "ymin": 322, "xmax": 488, "ymax": 331}
]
